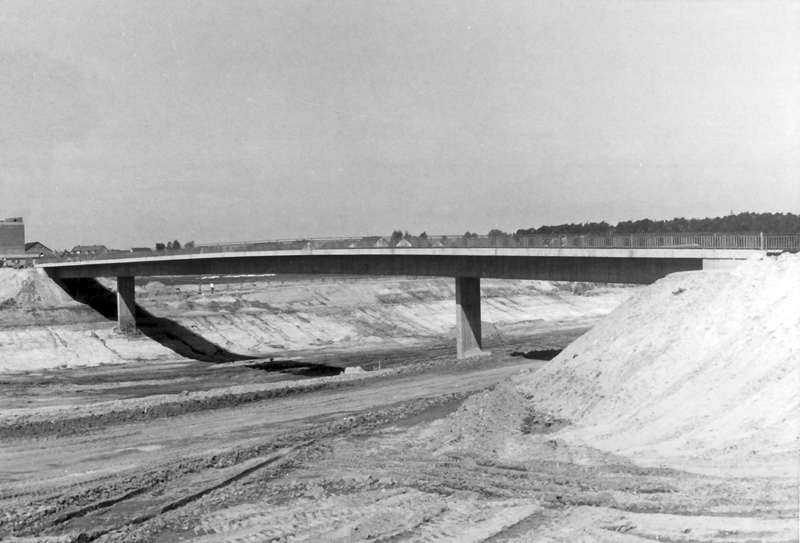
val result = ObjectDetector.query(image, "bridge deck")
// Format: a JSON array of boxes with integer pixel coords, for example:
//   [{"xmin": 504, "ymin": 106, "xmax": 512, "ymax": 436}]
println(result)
[
  {"xmin": 36, "ymin": 246, "xmax": 760, "ymax": 283},
  {"xmin": 35, "ymin": 243, "xmax": 775, "ymax": 359},
  {"xmin": 38, "ymin": 246, "xmax": 759, "ymax": 272}
]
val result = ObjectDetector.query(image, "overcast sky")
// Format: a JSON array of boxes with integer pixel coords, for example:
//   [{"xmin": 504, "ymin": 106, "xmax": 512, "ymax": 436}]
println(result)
[{"xmin": 1, "ymin": 1, "xmax": 798, "ymax": 249}]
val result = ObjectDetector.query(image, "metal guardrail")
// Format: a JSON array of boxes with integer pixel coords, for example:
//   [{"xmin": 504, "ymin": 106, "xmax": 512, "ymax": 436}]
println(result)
[{"xmin": 36, "ymin": 232, "xmax": 800, "ymax": 264}]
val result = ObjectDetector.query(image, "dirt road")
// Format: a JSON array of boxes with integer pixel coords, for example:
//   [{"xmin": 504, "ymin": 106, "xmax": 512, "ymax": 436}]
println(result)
[
  {"xmin": 0, "ymin": 269, "xmax": 795, "ymax": 542},
  {"xmin": 2, "ymin": 338, "xmax": 796, "ymax": 542}
]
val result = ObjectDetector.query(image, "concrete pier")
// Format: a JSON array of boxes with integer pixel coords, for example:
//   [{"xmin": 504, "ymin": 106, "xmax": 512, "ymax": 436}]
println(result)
[
  {"xmin": 456, "ymin": 277, "xmax": 482, "ymax": 358},
  {"xmin": 117, "ymin": 276, "xmax": 136, "ymax": 333}
]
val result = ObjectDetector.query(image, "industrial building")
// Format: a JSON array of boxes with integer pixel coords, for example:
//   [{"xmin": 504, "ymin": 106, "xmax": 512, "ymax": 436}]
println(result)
[{"xmin": 0, "ymin": 217, "xmax": 26, "ymax": 267}]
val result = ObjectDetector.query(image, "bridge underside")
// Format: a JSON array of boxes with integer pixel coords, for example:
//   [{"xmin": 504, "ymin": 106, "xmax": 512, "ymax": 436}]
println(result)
[{"xmin": 44, "ymin": 252, "xmax": 708, "ymax": 359}]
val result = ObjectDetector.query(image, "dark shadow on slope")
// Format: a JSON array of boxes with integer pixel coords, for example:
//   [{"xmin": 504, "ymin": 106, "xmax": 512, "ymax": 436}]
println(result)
[
  {"xmin": 509, "ymin": 349, "xmax": 562, "ymax": 361},
  {"xmin": 245, "ymin": 360, "xmax": 344, "ymax": 378},
  {"xmin": 48, "ymin": 276, "xmax": 254, "ymax": 363}
]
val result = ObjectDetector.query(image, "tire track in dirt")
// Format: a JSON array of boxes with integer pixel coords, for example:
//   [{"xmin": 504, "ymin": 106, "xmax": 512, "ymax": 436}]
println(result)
[
  {"xmin": 1, "ymin": 368, "xmax": 508, "ymax": 540},
  {"xmin": 0, "ymin": 357, "xmax": 530, "ymax": 440},
  {"xmin": 50, "ymin": 447, "xmax": 301, "ymax": 541},
  {"xmin": 190, "ymin": 491, "xmax": 540, "ymax": 543},
  {"xmin": 4, "ymin": 370, "xmax": 795, "ymax": 542}
]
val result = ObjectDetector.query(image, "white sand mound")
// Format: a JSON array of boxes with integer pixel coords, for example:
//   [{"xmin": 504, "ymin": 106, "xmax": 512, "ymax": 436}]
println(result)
[
  {"xmin": 0, "ymin": 268, "xmax": 80, "ymax": 307},
  {"xmin": 516, "ymin": 253, "xmax": 800, "ymax": 474}
]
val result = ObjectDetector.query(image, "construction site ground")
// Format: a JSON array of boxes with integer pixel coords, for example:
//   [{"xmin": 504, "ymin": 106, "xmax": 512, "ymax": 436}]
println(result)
[
  {"xmin": 1, "ymin": 337, "xmax": 796, "ymax": 542},
  {"xmin": 0, "ymin": 266, "xmax": 797, "ymax": 542}
]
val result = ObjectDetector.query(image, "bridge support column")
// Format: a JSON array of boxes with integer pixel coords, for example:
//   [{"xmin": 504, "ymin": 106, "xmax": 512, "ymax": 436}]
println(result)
[
  {"xmin": 456, "ymin": 277, "xmax": 482, "ymax": 358},
  {"xmin": 117, "ymin": 276, "xmax": 136, "ymax": 333}
]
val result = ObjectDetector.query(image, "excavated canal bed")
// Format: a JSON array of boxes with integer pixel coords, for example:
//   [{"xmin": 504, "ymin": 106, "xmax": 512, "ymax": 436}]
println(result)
[{"xmin": 0, "ymin": 266, "xmax": 796, "ymax": 542}]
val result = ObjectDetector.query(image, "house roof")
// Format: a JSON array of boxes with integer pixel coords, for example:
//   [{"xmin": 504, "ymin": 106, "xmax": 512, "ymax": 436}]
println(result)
[
  {"xmin": 71, "ymin": 245, "xmax": 108, "ymax": 252},
  {"xmin": 25, "ymin": 241, "xmax": 51, "ymax": 251}
]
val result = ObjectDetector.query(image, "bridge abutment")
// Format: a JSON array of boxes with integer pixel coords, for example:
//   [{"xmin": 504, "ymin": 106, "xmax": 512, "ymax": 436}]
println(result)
[
  {"xmin": 456, "ymin": 277, "xmax": 482, "ymax": 358},
  {"xmin": 117, "ymin": 276, "xmax": 136, "ymax": 333}
]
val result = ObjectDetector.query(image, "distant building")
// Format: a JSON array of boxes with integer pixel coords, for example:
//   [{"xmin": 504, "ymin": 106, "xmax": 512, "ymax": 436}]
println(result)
[
  {"xmin": 25, "ymin": 241, "xmax": 54, "ymax": 257},
  {"xmin": 0, "ymin": 217, "xmax": 26, "ymax": 267},
  {"xmin": 1, "ymin": 217, "xmax": 25, "ymax": 255},
  {"xmin": 70, "ymin": 245, "xmax": 109, "ymax": 255}
]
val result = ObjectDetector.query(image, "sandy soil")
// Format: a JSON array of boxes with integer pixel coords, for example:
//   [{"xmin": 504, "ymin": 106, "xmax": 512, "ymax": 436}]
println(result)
[
  {"xmin": 0, "ymin": 264, "xmax": 797, "ymax": 541},
  {"xmin": 516, "ymin": 253, "xmax": 800, "ymax": 479},
  {"xmin": 0, "ymin": 270, "xmax": 633, "ymax": 371}
]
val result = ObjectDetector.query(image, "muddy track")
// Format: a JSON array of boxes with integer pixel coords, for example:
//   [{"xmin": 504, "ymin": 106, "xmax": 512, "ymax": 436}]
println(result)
[
  {"xmin": 0, "ymin": 354, "xmax": 499, "ymax": 440},
  {"xmin": 44, "ymin": 417, "xmax": 797, "ymax": 543},
  {"xmin": 2, "ymin": 332, "xmax": 796, "ymax": 542},
  {"xmin": 4, "ymin": 372, "xmax": 796, "ymax": 543},
  {"xmin": 0, "ymin": 373, "xmax": 375, "ymax": 440},
  {"xmin": 1, "ymin": 350, "xmax": 539, "ymax": 539},
  {"xmin": 2, "ymin": 393, "xmax": 475, "ymax": 540}
]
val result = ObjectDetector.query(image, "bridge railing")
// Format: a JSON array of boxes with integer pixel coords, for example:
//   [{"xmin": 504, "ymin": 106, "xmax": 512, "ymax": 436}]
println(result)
[
  {"xmin": 36, "ymin": 232, "xmax": 800, "ymax": 264},
  {"xmin": 764, "ymin": 234, "xmax": 800, "ymax": 250}
]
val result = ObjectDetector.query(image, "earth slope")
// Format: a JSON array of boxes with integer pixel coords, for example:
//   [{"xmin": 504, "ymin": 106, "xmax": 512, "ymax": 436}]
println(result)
[
  {"xmin": 505, "ymin": 253, "xmax": 799, "ymax": 476},
  {"xmin": 0, "ymin": 270, "xmax": 634, "ymax": 372}
]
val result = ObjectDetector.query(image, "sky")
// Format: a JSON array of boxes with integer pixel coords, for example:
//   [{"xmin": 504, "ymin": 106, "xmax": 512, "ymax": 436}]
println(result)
[{"xmin": 1, "ymin": 0, "xmax": 798, "ymax": 249}]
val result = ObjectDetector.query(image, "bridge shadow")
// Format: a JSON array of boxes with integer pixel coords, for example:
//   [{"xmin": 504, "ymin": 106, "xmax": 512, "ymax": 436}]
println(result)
[
  {"xmin": 509, "ymin": 348, "xmax": 562, "ymax": 361},
  {"xmin": 245, "ymin": 360, "xmax": 344, "ymax": 377},
  {"xmin": 49, "ymin": 276, "xmax": 254, "ymax": 363}
]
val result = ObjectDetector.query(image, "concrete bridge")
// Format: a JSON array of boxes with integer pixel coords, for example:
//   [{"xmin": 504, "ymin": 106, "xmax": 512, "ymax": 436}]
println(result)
[{"xmin": 38, "ymin": 234, "xmax": 782, "ymax": 358}]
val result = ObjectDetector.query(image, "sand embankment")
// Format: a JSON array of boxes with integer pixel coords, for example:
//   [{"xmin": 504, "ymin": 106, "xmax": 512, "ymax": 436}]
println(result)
[
  {"xmin": 0, "ymin": 269, "xmax": 175, "ymax": 371},
  {"xmin": 137, "ymin": 277, "xmax": 632, "ymax": 355},
  {"xmin": 434, "ymin": 254, "xmax": 800, "ymax": 476},
  {"xmin": 0, "ymin": 270, "xmax": 635, "ymax": 372}
]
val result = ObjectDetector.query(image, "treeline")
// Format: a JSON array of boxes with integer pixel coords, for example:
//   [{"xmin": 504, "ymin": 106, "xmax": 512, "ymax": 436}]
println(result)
[
  {"xmin": 155, "ymin": 240, "xmax": 195, "ymax": 251},
  {"xmin": 515, "ymin": 212, "xmax": 800, "ymax": 236}
]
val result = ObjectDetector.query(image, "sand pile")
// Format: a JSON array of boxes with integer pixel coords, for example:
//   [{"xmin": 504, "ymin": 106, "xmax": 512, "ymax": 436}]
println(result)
[
  {"xmin": 431, "ymin": 254, "xmax": 799, "ymax": 475},
  {"xmin": 0, "ymin": 268, "xmax": 80, "ymax": 307},
  {"xmin": 511, "ymin": 253, "xmax": 799, "ymax": 473}
]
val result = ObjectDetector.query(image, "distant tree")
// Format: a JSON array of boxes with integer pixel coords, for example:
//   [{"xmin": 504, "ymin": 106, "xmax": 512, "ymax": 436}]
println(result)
[
  {"xmin": 172, "ymin": 239, "xmax": 181, "ymax": 250},
  {"xmin": 156, "ymin": 242, "xmax": 166, "ymax": 251},
  {"xmin": 463, "ymin": 231, "xmax": 478, "ymax": 238},
  {"xmin": 515, "ymin": 212, "xmax": 800, "ymax": 237},
  {"xmin": 583, "ymin": 221, "xmax": 614, "ymax": 234},
  {"xmin": 166, "ymin": 241, "xmax": 173, "ymax": 250},
  {"xmin": 419, "ymin": 231, "xmax": 428, "ymax": 239},
  {"xmin": 391, "ymin": 230, "xmax": 404, "ymax": 242},
  {"xmin": 487, "ymin": 229, "xmax": 508, "ymax": 239},
  {"xmin": 185, "ymin": 240, "xmax": 195, "ymax": 249}
]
